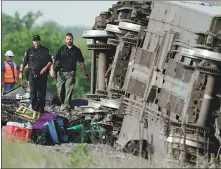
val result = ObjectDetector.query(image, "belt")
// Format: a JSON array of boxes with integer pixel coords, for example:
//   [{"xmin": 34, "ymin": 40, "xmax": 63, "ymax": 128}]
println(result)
[{"xmin": 59, "ymin": 69, "xmax": 75, "ymax": 72}]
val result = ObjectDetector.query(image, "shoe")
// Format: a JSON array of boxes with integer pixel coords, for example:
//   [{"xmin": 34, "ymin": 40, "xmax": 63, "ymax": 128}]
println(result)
[
  {"xmin": 60, "ymin": 104, "xmax": 71, "ymax": 112},
  {"xmin": 60, "ymin": 104, "xmax": 64, "ymax": 112},
  {"xmin": 28, "ymin": 104, "xmax": 32, "ymax": 109},
  {"xmin": 27, "ymin": 104, "xmax": 34, "ymax": 114},
  {"xmin": 39, "ymin": 110, "xmax": 45, "ymax": 114},
  {"xmin": 63, "ymin": 108, "xmax": 71, "ymax": 113}
]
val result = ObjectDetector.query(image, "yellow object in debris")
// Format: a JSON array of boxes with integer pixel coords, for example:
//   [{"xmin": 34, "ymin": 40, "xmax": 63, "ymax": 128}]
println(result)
[{"xmin": 15, "ymin": 106, "xmax": 40, "ymax": 120}]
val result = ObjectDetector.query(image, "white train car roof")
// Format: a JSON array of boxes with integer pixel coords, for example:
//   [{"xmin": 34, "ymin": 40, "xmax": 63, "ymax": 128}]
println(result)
[{"xmin": 160, "ymin": 1, "xmax": 221, "ymax": 17}]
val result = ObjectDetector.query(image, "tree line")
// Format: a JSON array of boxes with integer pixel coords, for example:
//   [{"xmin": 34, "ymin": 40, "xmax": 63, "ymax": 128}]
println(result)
[{"xmin": 2, "ymin": 11, "xmax": 91, "ymax": 98}]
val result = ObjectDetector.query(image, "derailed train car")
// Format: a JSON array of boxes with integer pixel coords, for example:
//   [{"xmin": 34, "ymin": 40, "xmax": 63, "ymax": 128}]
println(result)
[
  {"xmin": 117, "ymin": 1, "xmax": 221, "ymax": 165},
  {"xmin": 82, "ymin": 1, "xmax": 221, "ymax": 166}
]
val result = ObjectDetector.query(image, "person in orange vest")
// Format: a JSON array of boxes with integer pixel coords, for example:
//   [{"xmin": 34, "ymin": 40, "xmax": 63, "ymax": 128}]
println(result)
[{"xmin": 2, "ymin": 50, "xmax": 19, "ymax": 92}]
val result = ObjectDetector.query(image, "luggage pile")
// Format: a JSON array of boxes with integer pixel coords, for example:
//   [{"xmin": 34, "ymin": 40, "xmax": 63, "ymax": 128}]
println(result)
[
  {"xmin": 3, "ymin": 104, "xmax": 103, "ymax": 146},
  {"xmin": 2, "ymin": 85, "xmax": 106, "ymax": 146},
  {"xmin": 3, "ymin": 110, "xmax": 103, "ymax": 145},
  {"xmin": 3, "ymin": 110, "xmax": 69, "ymax": 145}
]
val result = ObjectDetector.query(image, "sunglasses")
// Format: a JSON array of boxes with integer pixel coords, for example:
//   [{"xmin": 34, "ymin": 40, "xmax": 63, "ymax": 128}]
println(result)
[{"xmin": 7, "ymin": 56, "xmax": 13, "ymax": 58}]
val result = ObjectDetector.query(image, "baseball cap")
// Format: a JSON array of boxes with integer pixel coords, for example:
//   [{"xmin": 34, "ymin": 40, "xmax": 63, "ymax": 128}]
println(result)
[{"xmin": 33, "ymin": 35, "xmax": 41, "ymax": 41}]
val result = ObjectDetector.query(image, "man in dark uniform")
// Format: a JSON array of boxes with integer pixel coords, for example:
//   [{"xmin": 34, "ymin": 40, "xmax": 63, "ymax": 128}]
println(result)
[
  {"xmin": 20, "ymin": 51, "xmax": 30, "ymax": 90},
  {"xmin": 50, "ymin": 33, "xmax": 89, "ymax": 113},
  {"xmin": 19, "ymin": 35, "xmax": 52, "ymax": 113}
]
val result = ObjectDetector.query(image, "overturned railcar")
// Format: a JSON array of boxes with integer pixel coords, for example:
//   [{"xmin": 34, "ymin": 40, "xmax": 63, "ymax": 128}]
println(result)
[
  {"xmin": 117, "ymin": 1, "xmax": 221, "ymax": 165},
  {"xmin": 82, "ymin": 1, "xmax": 152, "ymax": 145},
  {"xmin": 82, "ymin": 1, "xmax": 221, "ymax": 166}
]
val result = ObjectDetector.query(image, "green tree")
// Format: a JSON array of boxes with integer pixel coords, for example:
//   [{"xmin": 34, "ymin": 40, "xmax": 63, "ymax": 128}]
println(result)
[
  {"xmin": 2, "ymin": 11, "xmax": 42, "ymax": 37},
  {"xmin": 2, "ymin": 11, "xmax": 91, "ymax": 98},
  {"xmin": 2, "ymin": 13, "xmax": 15, "ymax": 36},
  {"xmin": 22, "ymin": 11, "xmax": 43, "ymax": 29}
]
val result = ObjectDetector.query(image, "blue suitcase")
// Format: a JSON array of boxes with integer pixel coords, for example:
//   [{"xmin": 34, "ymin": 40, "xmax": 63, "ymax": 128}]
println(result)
[
  {"xmin": 44, "ymin": 120, "xmax": 59, "ymax": 144},
  {"xmin": 56, "ymin": 117, "xmax": 69, "ymax": 143},
  {"xmin": 44, "ymin": 117, "xmax": 69, "ymax": 144}
]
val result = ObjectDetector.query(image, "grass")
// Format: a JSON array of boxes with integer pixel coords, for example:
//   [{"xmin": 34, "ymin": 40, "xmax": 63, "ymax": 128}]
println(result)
[
  {"xmin": 2, "ymin": 134, "xmax": 184, "ymax": 168},
  {"xmin": 2, "ymin": 131, "xmax": 195, "ymax": 168},
  {"xmin": 2, "ymin": 138, "xmax": 94, "ymax": 168},
  {"xmin": 2, "ymin": 136, "xmax": 154, "ymax": 168}
]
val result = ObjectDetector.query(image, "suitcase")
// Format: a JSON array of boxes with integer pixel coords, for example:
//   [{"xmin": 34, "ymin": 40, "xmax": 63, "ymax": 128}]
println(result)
[
  {"xmin": 70, "ymin": 99, "xmax": 88, "ymax": 108},
  {"xmin": 55, "ymin": 117, "xmax": 69, "ymax": 143},
  {"xmin": 45, "ymin": 120, "xmax": 60, "ymax": 144},
  {"xmin": 32, "ymin": 112, "xmax": 58, "ymax": 129},
  {"xmin": 45, "ymin": 117, "xmax": 69, "ymax": 144},
  {"xmin": 31, "ymin": 128, "xmax": 54, "ymax": 146},
  {"xmin": 31, "ymin": 112, "xmax": 59, "ymax": 145}
]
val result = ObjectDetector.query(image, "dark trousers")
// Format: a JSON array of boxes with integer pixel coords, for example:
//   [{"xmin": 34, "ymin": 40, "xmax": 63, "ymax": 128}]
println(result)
[
  {"xmin": 4, "ymin": 83, "xmax": 16, "ymax": 92},
  {"xmin": 24, "ymin": 68, "xmax": 29, "ymax": 82},
  {"xmin": 29, "ymin": 70, "xmax": 48, "ymax": 113}
]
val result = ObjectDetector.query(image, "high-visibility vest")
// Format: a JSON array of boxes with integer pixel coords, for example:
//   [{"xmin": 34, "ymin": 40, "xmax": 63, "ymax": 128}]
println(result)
[{"xmin": 3, "ymin": 61, "xmax": 17, "ymax": 83}]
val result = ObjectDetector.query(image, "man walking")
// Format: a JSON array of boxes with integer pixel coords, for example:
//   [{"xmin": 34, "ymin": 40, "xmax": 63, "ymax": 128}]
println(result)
[
  {"xmin": 51, "ymin": 33, "xmax": 89, "ymax": 113},
  {"xmin": 2, "ymin": 50, "xmax": 19, "ymax": 92},
  {"xmin": 19, "ymin": 35, "xmax": 52, "ymax": 113},
  {"xmin": 20, "ymin": 52, "xmax": 30, "ymax": 90}
]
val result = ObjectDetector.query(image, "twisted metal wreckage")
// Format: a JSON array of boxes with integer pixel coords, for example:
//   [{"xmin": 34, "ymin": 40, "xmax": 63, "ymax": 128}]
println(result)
[{"xmin": 2, "ymin": 1, "xmax": 221, "ymax": 167}]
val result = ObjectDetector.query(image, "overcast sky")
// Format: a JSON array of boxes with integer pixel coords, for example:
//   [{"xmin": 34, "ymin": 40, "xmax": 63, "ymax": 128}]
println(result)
[
  {"xmin": 2, "ymin": 1, "xmax": 115, "ymax": 27},
  {"xmin": 3, "ymin": 1, "xmax": 221, "ymax": 27}
]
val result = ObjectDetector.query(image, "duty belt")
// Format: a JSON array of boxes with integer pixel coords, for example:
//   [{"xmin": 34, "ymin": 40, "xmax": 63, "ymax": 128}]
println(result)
[
  {"xmin": 59, "ymin": 69, "xmax": 75, "ymax": 72},
  {"xmin": 30, "ymin": 70, "xmax": 41, "ymax": 79}
]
